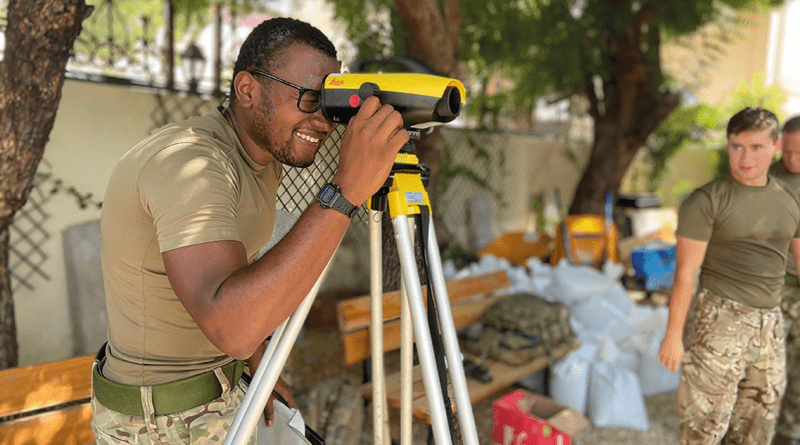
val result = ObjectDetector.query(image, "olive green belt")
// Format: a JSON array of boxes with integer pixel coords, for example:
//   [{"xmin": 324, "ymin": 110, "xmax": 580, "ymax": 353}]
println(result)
[
  {"xmin": 787, "ymin": 274, "xmax": 799, "ymax": 288},
  {"xmin": 93, "ymin": 345, "xmax": 245, "ymax": 417}
]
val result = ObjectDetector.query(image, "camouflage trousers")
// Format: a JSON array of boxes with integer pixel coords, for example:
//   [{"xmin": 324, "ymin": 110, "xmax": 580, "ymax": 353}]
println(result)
[
  {"xmin": 777, "ymin": 283, "xmax": 800, "ymax": 439},
  {"xmin": 678, "ymin": 288, "xmax": 786, "ymax": 445},
  {"xmin": 91, "ymin": 366, "xmax": 257, "ymax": 445}
]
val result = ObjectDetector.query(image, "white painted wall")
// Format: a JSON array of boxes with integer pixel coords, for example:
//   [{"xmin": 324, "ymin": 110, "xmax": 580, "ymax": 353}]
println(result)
[{"xmin": 12, "ymin": 80, "xmax": 159, "ymax": 365}]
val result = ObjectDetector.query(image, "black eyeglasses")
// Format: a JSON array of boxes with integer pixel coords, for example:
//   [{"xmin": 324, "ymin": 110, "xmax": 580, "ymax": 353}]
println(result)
[{"xmin": 249, "ymin": 70, "xmax": 322, "ymax": 113}]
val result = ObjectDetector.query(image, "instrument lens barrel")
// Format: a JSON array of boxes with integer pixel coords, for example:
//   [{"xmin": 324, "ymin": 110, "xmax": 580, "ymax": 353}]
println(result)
[{"xmin": 435, "ymin": 86, "xmax": 462, "ymax": 120}]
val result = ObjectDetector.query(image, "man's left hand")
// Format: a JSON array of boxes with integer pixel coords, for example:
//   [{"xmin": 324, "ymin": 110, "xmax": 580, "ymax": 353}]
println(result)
[{"xmin": 263, "ymin": 377, "xmax": 297, "ymax": 427}]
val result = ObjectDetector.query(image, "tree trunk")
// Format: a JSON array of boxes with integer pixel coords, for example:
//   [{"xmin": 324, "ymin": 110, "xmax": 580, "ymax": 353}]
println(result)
[
  {"xmin": 393, "ymin": 0, "xmax": 462, "ymax": 217},
  {"xmin": 0, "ymin": 0, "xmax": 92, "ymax": 368},
  {"xmin": 569, "ymin": 121, "xmax": 646, "ymax": 215},
  {"xmin": 380, "ymin": 0, "xmax": 462, "ymax": 291},
  {"xmin": 569, "ymin": 23, "xmax": 680, "ymax": 215}
]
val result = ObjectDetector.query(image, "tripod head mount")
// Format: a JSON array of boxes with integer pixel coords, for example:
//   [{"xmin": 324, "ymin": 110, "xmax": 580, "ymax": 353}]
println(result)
[{"xmin": 320, "ymin": 73, "xmax": 465, "ymax": 130}]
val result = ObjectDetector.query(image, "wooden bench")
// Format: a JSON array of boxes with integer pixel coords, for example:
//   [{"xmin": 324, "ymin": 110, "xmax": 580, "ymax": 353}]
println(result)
[
  {"xmin": 0, "ymin": 354, "xmax": 95, "ymax": 445},
  {"xmin": 336, "ymin": 270, "xmax": 579, "ymax": 424}
]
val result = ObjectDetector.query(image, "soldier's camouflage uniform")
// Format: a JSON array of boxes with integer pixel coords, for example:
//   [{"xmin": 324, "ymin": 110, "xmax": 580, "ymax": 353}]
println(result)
[
  {"xmin": 678, "ymin": 289, "xmax": 786, "ymax": 445},
  {"xmin": 777, "ymin": 282, "xmax": 800, "ymax": 439},
  {"xmin": 91, "ymin": 367, "xmax": 257, "ymax": 445}
]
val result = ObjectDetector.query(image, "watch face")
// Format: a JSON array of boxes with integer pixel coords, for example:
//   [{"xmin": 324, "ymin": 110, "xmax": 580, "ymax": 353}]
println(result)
[{"xmin": 319, "ymin": 184, "xmax": 338, "ymax": 205}]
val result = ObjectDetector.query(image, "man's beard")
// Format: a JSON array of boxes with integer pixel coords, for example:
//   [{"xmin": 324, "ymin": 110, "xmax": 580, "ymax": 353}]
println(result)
[{"xmin": 256, "ymin": 96, "xmax": 316, "ymax": 168}]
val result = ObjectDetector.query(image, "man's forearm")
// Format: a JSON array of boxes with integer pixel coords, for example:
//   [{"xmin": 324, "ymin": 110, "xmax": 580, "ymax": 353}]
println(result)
[{"xmin": 666, "ymin": 278, "xmax": 695, "ymax": 338}]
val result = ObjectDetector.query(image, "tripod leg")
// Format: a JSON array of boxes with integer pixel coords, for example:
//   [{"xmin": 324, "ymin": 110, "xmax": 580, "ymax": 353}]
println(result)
[
  {"xmin": 423, "ymin": 214, "xmax": 480, "ymax": 445},
  {"xmin": 400, "ymin": 216, "xmax": 414, "ymax": 445},
  {"xmin": 369, "ymin": 209, "xmax": 391, "ymax": 445},
  {"xmin": 392, "ymin": 215, "xmax": 454, "ymax": 445},
  {"xmin": 223, "ymin": 256, "xmax": 334, "ymax": 445}
]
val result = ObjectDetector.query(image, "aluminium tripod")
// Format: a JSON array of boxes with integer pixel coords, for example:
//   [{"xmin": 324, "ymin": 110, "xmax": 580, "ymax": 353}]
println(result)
[{"xmin": 224, "ymin": 134, "xmax": 479, "ymax": 445}]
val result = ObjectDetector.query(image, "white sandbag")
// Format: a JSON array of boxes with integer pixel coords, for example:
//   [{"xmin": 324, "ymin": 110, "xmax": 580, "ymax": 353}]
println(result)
[
  {"xmin": 545, "ymin": 260, "xmax": 616, "ymax": 307},
  {"xmin": 587, "ymin": 361, "xmax": 650, "ymax": 431},
  {"xmin": 603, "ymin": 285, "xmax": 634, "ymax": 319},
  {"xmin": 602, "ymin": 261, "xmax": 626, "ymax": 281},
  {"xmin": 614, "ymin": 347, "xmax": 640, "ymax": 372},
  {"xmin": 629, "ymin": 305, "xmax": 669, "ymax": 336},
  {"xmin": 570, "ymin": 294, "xmax": 633, "ymax": 342},
  {"xmin": 477, "ymin": 253, "xmax": 512, "ymax": 273},
  {"xmin": 549, "ymin": 342, "xmax": 598, "ymax": 416},
  {"xmin": 638, "ymin": 330, "xmax": 682, "ymax": 396},
  {"xmin": 526, "ymin": 257, "xmax": 554, "ymax": 299},
  {"xmin": 442, "ymin": 258, "xmax": 458, "ymax": 281},
  {"xmin": 597, "ymin": 337, "xmax": 638, "ymax": 371},
  {"xmin": 505, "ymin": 265, "xmax": 535, "ymax": 295}
]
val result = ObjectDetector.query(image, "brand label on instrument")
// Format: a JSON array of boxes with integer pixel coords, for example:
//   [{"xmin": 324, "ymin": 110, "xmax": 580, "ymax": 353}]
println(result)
[{"xmin": 405, "ymin": 192, "xmax": 424, "ymax": 204}]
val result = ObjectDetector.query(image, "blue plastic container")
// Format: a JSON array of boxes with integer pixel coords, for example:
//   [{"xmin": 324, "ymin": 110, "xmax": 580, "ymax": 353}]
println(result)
[{"xmin": 631, "ymin": 242, "xmax": 676, "ymax": 290}]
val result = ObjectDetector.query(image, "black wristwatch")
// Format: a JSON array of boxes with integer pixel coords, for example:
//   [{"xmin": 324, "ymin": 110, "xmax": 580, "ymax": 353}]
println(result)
[{"xmin": 316, "ymin": 182, "xmax": 359, "ymax": 218}]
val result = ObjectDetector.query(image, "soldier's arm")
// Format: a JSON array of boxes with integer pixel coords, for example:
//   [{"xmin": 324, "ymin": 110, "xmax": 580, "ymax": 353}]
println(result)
[
  {"xmin": 791, "ymin": 238, "xmax": 800, "ymax": 275},
  {"xmin": 658, "ymin": 236, "xmax": 708, "ymax": 372}
]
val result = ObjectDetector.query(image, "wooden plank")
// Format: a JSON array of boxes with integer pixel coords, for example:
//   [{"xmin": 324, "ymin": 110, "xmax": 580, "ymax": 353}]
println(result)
[
  {"xmin": 336, "ymin": 271, "xmax": 510, "ymax": 334},
  {"xmin": 0, "ymin": 355, "xmax": 94, "ymax": 417},
  {"xmin": 0, "ymin": 404, "xmax": 94, "ymax": 445},
  {"xmin": 340, "ymin": 294, "xmax": 504, "ymax": 365},
  {"xmin": 362, "ymin": 340, "xmax": 581, "ymax": 424}
]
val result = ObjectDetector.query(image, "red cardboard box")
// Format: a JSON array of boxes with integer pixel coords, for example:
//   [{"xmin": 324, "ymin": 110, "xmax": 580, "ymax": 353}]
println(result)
[{"xmin": 493, "ymin": 389, "xmax": 588, "ymax": 445}]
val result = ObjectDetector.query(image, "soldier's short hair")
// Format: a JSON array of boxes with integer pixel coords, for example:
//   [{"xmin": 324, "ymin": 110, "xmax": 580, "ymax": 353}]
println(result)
[
  {"xmin": 229, "ymin": 17, "xmax": 337, "ymax": 104},
  {"xmin": 727, "ymin": 107, "xmax": 780, "ymax": 142},
  {"xmin": 784, "ymin": 115, "xmax": 800, "ymax": 135}
]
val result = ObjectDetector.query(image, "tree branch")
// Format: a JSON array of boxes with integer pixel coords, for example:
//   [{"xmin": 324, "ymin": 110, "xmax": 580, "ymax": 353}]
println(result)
[{"xmin": 585, "ymin": 74, "xmax": 601, "ymax": 119}]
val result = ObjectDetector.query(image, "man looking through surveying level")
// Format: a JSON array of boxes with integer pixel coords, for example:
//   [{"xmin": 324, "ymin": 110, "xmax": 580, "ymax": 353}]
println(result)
[
  {"xmin": 769, "ymin": 115, "xmax": 800, "ymax": 445},
  {"xmin": 659, "ymin": 107, "xmax": 800, "ymax": 444},
  {"xmin": 91, "ymin": 17, "xmax": 409, "ymax": 444}
]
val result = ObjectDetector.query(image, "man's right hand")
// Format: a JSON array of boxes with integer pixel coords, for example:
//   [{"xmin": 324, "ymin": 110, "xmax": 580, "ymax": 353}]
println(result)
[
  {"xmin": 332, "ymin": 95, "xmax": 409, "ymax": 206},
  {"xmin": 658, "ymin": 331, "xmax": 684, "ymax": 372}
]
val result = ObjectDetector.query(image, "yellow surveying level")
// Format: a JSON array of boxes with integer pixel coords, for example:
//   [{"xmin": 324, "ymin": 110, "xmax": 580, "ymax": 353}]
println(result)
[{"xmin": 320, "ymin": 73, "xmax": 466, "ymax": 130}]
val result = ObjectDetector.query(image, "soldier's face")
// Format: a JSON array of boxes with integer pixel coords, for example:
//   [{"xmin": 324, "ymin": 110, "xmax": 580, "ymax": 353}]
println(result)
[
  {"xmin": 782, "ymin": 131, "xmax": 800, "ymax": 174},
  {"xmin": 727, "ymin": 128, "xmax": 780, "ymax": 186}
]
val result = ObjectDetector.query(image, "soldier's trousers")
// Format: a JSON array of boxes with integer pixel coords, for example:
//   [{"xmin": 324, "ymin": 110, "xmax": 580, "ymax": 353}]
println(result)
[
  {"xmin": 91, "ymin": 366, "xmax": 257, "ymax": 445},
  {"xmin": 678, "ymin": 288, "xmax": 786, "ymax": 445},
  {"xmin": 777, "ymin": 283, "xmax": 800, "ymax": 439}
]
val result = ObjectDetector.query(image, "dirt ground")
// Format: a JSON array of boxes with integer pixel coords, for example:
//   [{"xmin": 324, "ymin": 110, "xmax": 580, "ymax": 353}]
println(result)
[{"xmin": 284, "ymin": 327, "xmax": 681, "ymax": 445}]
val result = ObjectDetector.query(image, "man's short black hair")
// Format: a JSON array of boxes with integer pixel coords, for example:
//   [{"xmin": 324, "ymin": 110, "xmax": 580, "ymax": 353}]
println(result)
[
  {"xmin": 229, "ymin": 17, "xmax": 337, "ymax": 103},
  {"xmin": 727, "ymin": 107, "xmax": 780, "ymax": 142},
  {"xmin": 784, "ymin": 115, "xmax": 800, "ymax": 135}
]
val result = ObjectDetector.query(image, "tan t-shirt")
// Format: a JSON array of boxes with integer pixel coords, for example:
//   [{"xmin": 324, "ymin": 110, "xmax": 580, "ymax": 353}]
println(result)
[
  {"xmin": 677, "ymin": 175, "xmax": 800, "ymax": 309},
  {"xmin": 100, "ymin": 109, "xmax": 281, "ymax": 385},
  {"xmin": 769, "ymin": 160, "xmax": 800, "ymax": 277}
]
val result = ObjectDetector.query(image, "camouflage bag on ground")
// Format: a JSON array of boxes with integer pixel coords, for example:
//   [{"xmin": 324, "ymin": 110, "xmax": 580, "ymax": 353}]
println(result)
[{"xmin": 461, "ymin": 293, "xmax": 575, "ymax": 365}]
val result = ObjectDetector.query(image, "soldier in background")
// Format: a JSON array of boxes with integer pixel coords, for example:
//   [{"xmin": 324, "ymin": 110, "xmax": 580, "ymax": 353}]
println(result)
[
  {"xmin": 770, "ymin": 115, "xmax": 800, "ymax": 445},
  {"xmin": 658, "ymin": 108, "xmax": 800, "ymax": 444}
]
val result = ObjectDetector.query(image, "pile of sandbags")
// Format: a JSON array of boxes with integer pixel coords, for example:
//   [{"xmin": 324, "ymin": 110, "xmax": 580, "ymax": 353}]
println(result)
[{"xmin": 444, "ymin": 254, "xmax": 682, "ymax": 432}]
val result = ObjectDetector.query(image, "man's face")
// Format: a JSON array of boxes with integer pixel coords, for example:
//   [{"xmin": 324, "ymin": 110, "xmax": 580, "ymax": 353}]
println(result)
[
  {"xmin": 727, "ymin": 127, "xmax": 781, "ymax": 186},
  {"xmin": 782, "ymin": 131, "xmax": 800, "ymax": 174},
  {"xmin": 249, "ymin": 43, "xmax": 339, "ymax": 167}
]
